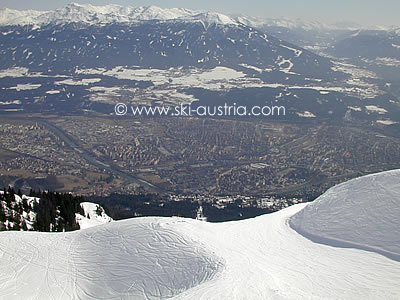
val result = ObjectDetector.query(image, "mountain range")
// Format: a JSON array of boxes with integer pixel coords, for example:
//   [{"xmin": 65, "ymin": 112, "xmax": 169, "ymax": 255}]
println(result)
[
  {"xmin": 0, "ymin": 3, "xmax": 332, "ymax": 75},
  {"xmin": 0, "ymin": 3, "xmax": 399, "ymax": 126},
  {"xmin": 1, "ymin": 3, "xmax": 395, "ymax": 30},
  {"xmin": 0, "ymin": 4, "xmax": 243, "ymax": 28}
]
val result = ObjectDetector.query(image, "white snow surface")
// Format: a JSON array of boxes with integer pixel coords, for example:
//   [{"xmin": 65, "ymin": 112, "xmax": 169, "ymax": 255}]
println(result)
[
  {"xmin": 0, "ymin": 8, "xmax": 45, "ymax": 26},
  {"xmin": 1, "ymin": 170, "xmax": 400, "ymax": 299},
  {"xmin": 290, "ymin": 169, "xmax": 400, "ymax": 262},
  {"xmin": 377, "ymin": 119, "xmax": 398, "ymax": 125},
  {"xmin": 75, "ymin": 202, "xmax": 113, "ymax": 230},
  {"xmin": 0, "ymin": 218, "xmax": 222, "ymax": 299}
]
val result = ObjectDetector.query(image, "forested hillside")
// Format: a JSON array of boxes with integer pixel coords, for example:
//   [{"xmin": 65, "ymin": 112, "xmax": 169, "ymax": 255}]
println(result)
[{"xmin": 0, "ymin": 188, "xmax": 85, "ymax": 232}]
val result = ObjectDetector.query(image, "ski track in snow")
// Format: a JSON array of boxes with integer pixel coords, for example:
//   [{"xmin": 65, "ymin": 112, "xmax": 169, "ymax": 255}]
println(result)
[
  {"xmin": 1, "ymin": 171, "xmax": 400, "ymax": 299},
  {"xmin": 0, "ymin": 219, "xmax": 222, "ymax": 299},
  {"xmin": 290, "ymin": 169, "xmax": 400, "ymax": 262},
  {"xmin": 171, "ymin": 204, "xmax": 400, "ymax": 299}
]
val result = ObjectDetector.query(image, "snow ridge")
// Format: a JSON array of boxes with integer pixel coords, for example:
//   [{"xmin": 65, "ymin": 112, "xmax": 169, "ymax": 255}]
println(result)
[
  {"xmin": 0, "ymin": 7, "xmax": 46, "ymax": 26},
  {"xmin": 0, "ymin": 217, "xmax": 222, "ymax": 299},
  {"xmin": 0, "ymin": 3, "xmax": 238, "ymax": 27},
  {"xmin": 75, "ymin": 202, "xmax": 113, "ymax": 230},
  {"xmin": 290, "ymin": 169, "xmax": 400, "ymax": 262},
  {"xmin": 233, "ymin": 15, "xmax": 390, "ymax": 31}
]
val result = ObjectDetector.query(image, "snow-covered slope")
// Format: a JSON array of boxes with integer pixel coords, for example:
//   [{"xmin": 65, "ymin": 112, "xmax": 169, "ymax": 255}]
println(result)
[
  {"xmin": 290, "ymin": 169, "xmax": 400, "ymax": 261},
  {"xmin": 0, "ymin": 218, "xmax": 222, "ymax": 299},
  {"xmin": 0, "ymin": 7, "xmax": 45, "ymax": 26},
  {"xmin": 36, "ymin": 3, "xmax": 200, "ymax": 26},
  {"xmin": 1, "ymin": 171, "xmax": 400, "ymax": 299},
  {"xmin": 185, "ymin": 12, "xmax": 238, "ymax": 27},
  {"xmin": 75, "ymin": 202, "xmax": 113, "ymax": 230}
]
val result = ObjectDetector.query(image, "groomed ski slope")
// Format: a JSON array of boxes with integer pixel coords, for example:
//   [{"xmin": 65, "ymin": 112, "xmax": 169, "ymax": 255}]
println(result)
[
  {"xmin": 1, "ymin": 171, "xmax": 400, "ymax": 299},
  {"xmin": 290, "ymin": 169, "xmax": 400, "ymax": 262},
  {"xmin": 0, "ymin": 219, "xmax": 222, "ymax": 299}
]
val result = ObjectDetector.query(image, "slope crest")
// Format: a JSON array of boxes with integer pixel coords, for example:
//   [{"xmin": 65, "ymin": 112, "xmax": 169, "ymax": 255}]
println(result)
[
  {"xmin": 290, "ymin": 169, "xmax": 400, "ymax": 261},
  {"xmin": 0, "ymin": 218, "xmax": 223, "ymax": 299}
]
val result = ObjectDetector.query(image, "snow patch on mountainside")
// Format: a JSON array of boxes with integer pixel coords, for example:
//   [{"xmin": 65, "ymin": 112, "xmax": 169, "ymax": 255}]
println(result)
[
  {"xmin": 77, "ymin": 66, "xmax": 279, "ymax": 104},
  {"xmin": 186, "ymin": 12, "xmax": 238, "ymax": 27},
  {"xmin": 0, "ymin": 67, "xmax": 30, "ymax": 78},
  {"xmin": 75, "ymin": 202, "xmax": 113, "ymax": 230},
  {"xmin": 377, "ymin": 119, "xmax": 398, "ymax": 125},
  {"xmin": 8, "ymin": 83, "xmax": 41, "ymax": 91},
  {"xmin": 290, "ymin": 169, "xmax": 400, "ymax": 262}
]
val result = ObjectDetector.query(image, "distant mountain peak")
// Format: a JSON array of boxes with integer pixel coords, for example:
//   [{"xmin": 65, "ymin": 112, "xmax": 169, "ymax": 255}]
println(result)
[
  {"xmin": 0, "ymin": 4, "xmax": 239, "ymax": 27},
  {"xmin": 0, "ymin": 7, "xmax": 46, "ymax": 26},
  {"xmin": 189, "ymin": 12, "xmax": 239, "ymax": 27},
  {"xmin": 392, "ymin": 27, "xmax": 400, "ymax": 35},
  {"xmin": 231, "ymin": 15, "xmax": 393, "ymax": 32}
]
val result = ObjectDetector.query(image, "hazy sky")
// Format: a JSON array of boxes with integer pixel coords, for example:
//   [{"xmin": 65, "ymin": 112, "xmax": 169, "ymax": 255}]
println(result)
[{"xmin": 1, "ymin": 0, "xmax": 399, "ymax": 26}]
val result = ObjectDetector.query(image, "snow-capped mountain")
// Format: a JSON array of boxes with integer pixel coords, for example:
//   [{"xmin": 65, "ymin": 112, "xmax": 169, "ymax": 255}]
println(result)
[
  {"xmin": 0, "ymin": 4, "xmax": 336, "ymax": 78},
  {"xmin": 1, "ymin": 3, "xmax": 391, "ymax": 30},
  {"xmin": 331, "ymin": 28, "xmax": 400, "ymax": 60},
  {"xmin": 0, "ymin": 3, "xmax": 238, "ymax": 27},
  {"xmin": 0, "ymin": 3, "xmax": 394, "ymax": 51},
  {"xmin": 1, "ymin": 4, "xmax": 399, "ymax": 123},
  {"xmin": 234, "ymin": 15, "xmax": 339, "ymax": 32},
  {"xmin": 0, "ymin": 20, "xmax": 331, "ymax": 75},
  {"xmin": 231, "ymin": 15, "xmax": 366, "ymax": 48},
  {"xmin": 232, "ymin": 15, "xmax": 394, "ymax": 52},
  {"xmin": 0, "ymin": 7, "xmax": 45, "ymax": 26},
  {"xmin": 1, "ymin": 170, "xmax": 399, "ymax": 299},
  {"xmin": 327, "ymin": 28, "xmax": 400, "ymax": 82},
  {"xmin": 0, "ymin": 3, "xmax": 367, "ymax": 50}
]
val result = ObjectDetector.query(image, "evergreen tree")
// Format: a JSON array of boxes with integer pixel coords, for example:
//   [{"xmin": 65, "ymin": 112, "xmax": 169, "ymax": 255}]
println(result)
[
  {"xmin": 22, "ymin": 220, "xmax": 28, "ymax": 231},
  {"xmin": 96, "ymin": 205, "xmax": 103, "ymax": 216},
  {"xmin": 5, "ymin": 191, "xmax": 13, "ymax": 206},
  {"xmin": 0, "ymin": 201, "xmax": 5, "ymax": 225},
  {"xmin": 22, "ymin": 198, "xmax": 29, "ymax": 212},
  {"xmin": 1, "ymin": 187, "xmax": 89, "ymax": 233}
]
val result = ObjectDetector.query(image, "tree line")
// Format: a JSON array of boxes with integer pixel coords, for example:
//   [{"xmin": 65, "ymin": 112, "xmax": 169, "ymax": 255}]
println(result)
[{"xmin": 0, "ymin": 187, "xmax": 85, "ymax": 232}]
